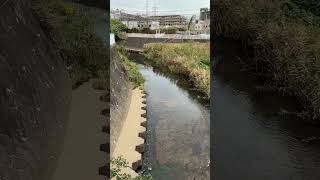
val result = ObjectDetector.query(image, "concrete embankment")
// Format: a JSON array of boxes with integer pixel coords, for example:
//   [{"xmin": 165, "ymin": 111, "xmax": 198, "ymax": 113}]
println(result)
[
  {"xmin": 126, "ymin": 34, "xmax": 209, "ymax": 50},
  {"xmin": 0, "ymin": 1, "xmax": 71, "ymax": 179},
  {"xmin": 52, "ymin": 80, "xmax": 107, "ymax": 180},
  {"xmin": 110, "ymin": 47, "xmax": 132, "ymax": 155},
  {"xmin": 111, "ymin": 46, "xmax": 148, "ymax": 177},
  {"xmin": 112, "ymin": 88, "xmax": 147, "ymax": 177}
]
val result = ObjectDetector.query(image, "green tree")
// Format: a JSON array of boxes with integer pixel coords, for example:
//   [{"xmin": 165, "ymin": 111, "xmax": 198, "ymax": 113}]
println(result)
[{"xmin": 111, "ymin": 19, "xmax": 128, "ymax": 38}]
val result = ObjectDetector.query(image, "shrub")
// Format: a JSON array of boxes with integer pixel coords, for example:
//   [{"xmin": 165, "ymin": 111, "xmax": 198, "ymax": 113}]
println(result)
[
  {"xmin": 143, "ymin": 42, "xmax": 210, "ymax": 97},
  {"xmin": 33, "ymin": 0, "xmax": 109, "ymax": 89},
  {"xmin": 111, "ymin": 19, "xmax": 128, "ymax": 37},
  {"xmin": 213, "ymin": 0, "xmax": 320, "ymax": 119},
  {"xmin": 117, "ymin": 46, "xmax": 145, "ymax": 87},
  {"xmin": 111, "ymin": 156, "xmax": 153, "ymax": 180}
]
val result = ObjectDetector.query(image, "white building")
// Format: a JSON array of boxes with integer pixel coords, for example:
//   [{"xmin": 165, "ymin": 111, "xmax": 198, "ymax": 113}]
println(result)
[
  {"xmin": 110, "ymin": 9, "xmax": 121, "ymax": 20},
  {"xmin": 121, "ymin": 20, "xmax": 139, "ymax": 29},
  {"xmin": 122, "ymin": 20, "xmax": 160, "ymax": 30}
]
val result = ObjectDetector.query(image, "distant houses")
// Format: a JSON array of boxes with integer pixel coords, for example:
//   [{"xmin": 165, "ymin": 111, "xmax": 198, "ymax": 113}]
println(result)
[{"xmin": 111, "ymin": 8, "xmax": 210, "ymax": 33}]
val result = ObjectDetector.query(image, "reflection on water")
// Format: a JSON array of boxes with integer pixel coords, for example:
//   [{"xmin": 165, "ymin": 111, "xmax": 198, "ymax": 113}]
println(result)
[
  {"xmin": 212, "ymin": 39, "xmax": 320, "ymax": 180},
  {"xmin": 137, "ymin": 61, "xmax": 210, "ymax": 180}
]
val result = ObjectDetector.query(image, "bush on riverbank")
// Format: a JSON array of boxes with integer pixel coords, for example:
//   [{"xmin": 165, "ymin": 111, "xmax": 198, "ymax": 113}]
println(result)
[
  {"xmin": 143, "ymin": 42, "xmax": 210, "ymax": 97},
  {"xmin": 117, "ymin": 46, "xmax": 145, "ymax": 88},
  {"xmin": 111, "ymin": 19, "xmax": 128, "ymax": 39},
  {"xmin": 33, "ymin": 0, "xmax": 109, "ymax": 89},
  {"xmin": 213, "ymin": 0, "xmax": 320, "ymax": 119}
]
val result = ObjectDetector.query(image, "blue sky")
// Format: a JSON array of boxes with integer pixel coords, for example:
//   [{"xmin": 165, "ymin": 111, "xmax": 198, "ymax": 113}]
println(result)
[{"xmin": 111, "ymin": 0, "xmax": 210, "ymax": 17}]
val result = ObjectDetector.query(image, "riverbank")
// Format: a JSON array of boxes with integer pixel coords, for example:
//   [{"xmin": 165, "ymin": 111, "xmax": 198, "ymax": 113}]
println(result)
[
  {"xmin": 135, "ymin": 59, "xmax": 210, "ymax": 179},
  {"xmin": 111, "ymin": 88, "xmax": 146, "ymax": 177},
  {"xmin": 33, "ymin": 0, "xmax": 109, "ymax": 89},
  {"xmin": 52, "ymin": 80, "xmax": 106, "ymax": 180},
  {"xmin": 212, "ymin": 38, "xmax": 320, "ymax": 180},
  {"xmin": 143, "ymin": 42, "xmax": 210, "ymax": 98},
  {"xmin": 213, "ymin": 0, "xmax": 320, "ymax": 119}
]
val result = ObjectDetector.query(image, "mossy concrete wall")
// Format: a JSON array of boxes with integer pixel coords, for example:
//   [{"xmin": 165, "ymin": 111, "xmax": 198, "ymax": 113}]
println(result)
[{"xmin": 0, "ymin": 0, "xmax": 71, "ymax": 179}]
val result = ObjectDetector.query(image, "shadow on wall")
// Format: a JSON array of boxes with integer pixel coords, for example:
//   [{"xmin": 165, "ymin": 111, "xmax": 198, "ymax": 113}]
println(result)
[{"xmin": 0, "ymin": 0, "xmax": 71, "ymax": 180}]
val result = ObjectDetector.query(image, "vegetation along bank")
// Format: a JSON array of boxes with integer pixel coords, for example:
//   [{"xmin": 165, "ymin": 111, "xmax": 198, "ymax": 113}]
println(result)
[
  {"xmin": 143, "ymin": 42, "xmax": 210, "ymax": 98},
  {"xmin": 213, "ymin": 0, "xmax": 320, "ymax": 119},
  {"xmin": 34, "ymin": 0, "xmax": 109, "ymax": 90}
]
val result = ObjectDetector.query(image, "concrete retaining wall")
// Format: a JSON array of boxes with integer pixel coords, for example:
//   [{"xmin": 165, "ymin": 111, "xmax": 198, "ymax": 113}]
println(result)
[
  {"xmin": 110, "ymin": 47, "xmax": 132, "ymax": 155},
  {"xmin": 126, "ymin": 37, "xmax": 209, "ymax": 50},
  {"xmin": 0, "ymin": 1, "xmax": 71, "ymax": 180}
]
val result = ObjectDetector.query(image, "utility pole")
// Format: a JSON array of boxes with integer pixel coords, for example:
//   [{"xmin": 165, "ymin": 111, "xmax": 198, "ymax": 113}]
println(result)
[{"xmin": 152, "ymin": 0, "xmax": 157, "ymax": 16}]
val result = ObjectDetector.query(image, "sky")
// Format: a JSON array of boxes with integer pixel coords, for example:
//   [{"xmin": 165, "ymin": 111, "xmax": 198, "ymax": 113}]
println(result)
[{"xmin": 110, "ymin": 0, "xmax": 210, "ymax": 18}]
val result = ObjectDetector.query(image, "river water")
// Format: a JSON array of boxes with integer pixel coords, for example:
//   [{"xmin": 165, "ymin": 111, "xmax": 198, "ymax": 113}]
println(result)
[
  {"xmin": 130, "ymin": 53, "xmax": 210, "ymax": 180},
  {"xmin": 212, "ymin": 39, "xmax": 320, "ymax": 180}
]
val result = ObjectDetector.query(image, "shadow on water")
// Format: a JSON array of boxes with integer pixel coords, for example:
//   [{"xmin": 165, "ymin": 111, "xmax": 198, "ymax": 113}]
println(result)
[
  {"xmin": 212, "ymin": 38, "xmax": 320, "ymax": 180},
  {"xmin": 129, "ymin": 53, "xmax": 210, "ymax": 180}
]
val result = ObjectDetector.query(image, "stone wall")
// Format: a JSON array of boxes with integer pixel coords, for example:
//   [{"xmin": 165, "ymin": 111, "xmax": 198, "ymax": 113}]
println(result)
[{"xmin": 0, "ymin": 0, "xmax": 71, "ymax": 180}]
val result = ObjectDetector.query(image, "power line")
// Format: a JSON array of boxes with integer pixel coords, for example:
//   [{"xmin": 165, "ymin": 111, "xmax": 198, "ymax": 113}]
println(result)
[{"xmin": 121, "ymin": 9, "xmax": 202, "ymax": 13}]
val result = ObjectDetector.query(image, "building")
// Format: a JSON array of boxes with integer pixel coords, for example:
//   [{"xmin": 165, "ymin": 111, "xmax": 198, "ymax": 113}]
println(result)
[
  {"xmin": 111, "ymin": 9, "xmax": 121, "ymax": 20},
  {"xmin": 200, "ymin": 8, "xmax": 210, "ymax": 21},
  {"xmin": 120, "ymin": 15, "xmax": 160, "ymax": 30},
  {"xmin": 197, "ymin": 8, "xmax": 210, "ymax": 34},
  {"xmin": 150, "ymin": 15, "xmax": 187, "ymax": 28}
]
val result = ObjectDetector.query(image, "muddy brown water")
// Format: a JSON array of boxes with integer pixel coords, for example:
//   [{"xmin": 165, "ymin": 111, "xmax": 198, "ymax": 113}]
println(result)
[
  {"xmin": 130, "ymin": 53, "xmax": 210, "ymax": 180},
  {"xmin": 212, "ymin": 39, "xmax": 320, "ymax": 180}
]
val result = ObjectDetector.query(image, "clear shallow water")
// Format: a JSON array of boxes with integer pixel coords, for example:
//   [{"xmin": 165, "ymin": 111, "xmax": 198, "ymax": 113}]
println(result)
[
  {"xmin": 212, "ymin": 39, "xmax": 320, "ymax": 180},
  {"xmin": 132, "ymin": 53, "xmax": 210, "ymax": 180}
]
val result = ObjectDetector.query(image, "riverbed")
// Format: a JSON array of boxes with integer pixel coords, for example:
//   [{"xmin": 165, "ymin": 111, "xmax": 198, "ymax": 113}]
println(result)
[
  {"xmin": 212, "ymin": 39, "xmax": 320, "ymax": 180},
  {"xmin": 130, "ymin": 53, "xmax": 210, "ymax": 180}
]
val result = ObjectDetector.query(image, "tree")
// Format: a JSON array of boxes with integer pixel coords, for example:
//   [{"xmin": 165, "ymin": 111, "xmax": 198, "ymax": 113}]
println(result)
[{"xmin": 111, "ymin": 19, "xmax": 128, "ymax": 38}]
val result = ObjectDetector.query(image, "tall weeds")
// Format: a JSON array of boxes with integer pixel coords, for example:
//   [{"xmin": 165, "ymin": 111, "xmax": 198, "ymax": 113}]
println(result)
[
  {"xmin": 213, "ymin": 0, "xmax": 320, "ymax": 119},
  {"xmin": 143, "ymin": 43, "xmax": 210, "ymax": 98},
  {"xmin": 33, "ymin": 0, "xmax": 109, "ymax": 89}
]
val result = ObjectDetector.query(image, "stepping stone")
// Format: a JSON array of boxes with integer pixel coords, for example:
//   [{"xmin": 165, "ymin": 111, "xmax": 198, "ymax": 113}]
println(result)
[
  {"xmin": 101, "ymin": 109, "xmax": 109, "ymax": 116},
  {"xmin": 140, "ymin": 121, "xmax": 147, "ymax": 128},
  {"xmin": 141, "ymin": 106, "xmax": 147, "ymax": 111},
  {"xmin": 135, "ymin": 144, "xmax": 145, "ymax": 154},
  {"xmin": 100, "ymin": 143, "xmax": 110, "ymax": 153},
  {"xmin": 138, "ymin": 132, "xmax": 146, "ymax": 139},
  {"xmin": 142, "ymin": 100, "xmax": 147, "ymax": 104},
  {"xmin": 132, "ymin": 160, "xmax": 142, "ymax": 172},
  {"xmin": 141, "ymin": 113, "xmax": 147, "ymax": 118},
  {"xmin": 98, "ymin": 165, "xmax": 110, "ymax": 177},
  {"xmin": 102, "ymin": 125, "xmax": 109, "ymax": 134}
]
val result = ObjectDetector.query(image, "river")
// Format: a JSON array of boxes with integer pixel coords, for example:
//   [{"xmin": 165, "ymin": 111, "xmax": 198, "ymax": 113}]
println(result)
[
  {"xmin": 212, "ymin": 39, "xmax": 320, "ymax": 180},
  {"xmin": 129, "ymin": 53, "xmax": 210, "ymax": 180}
]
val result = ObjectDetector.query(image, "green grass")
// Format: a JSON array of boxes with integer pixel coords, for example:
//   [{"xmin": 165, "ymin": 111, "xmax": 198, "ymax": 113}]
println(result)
[
  {"xmin": 143, "ymin": 42, "xmax": 210, "ymax": 98},
  {"xmin": 33, "ymin": 0, "xmax": 109, "ymax": 89},
  {"xmin": 117, "ymin": 46, "xmax": 145, "ymax": 88},
  {"xmin": 213, "ymin": 0, "xmax": 320, "ymax": 119}
]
